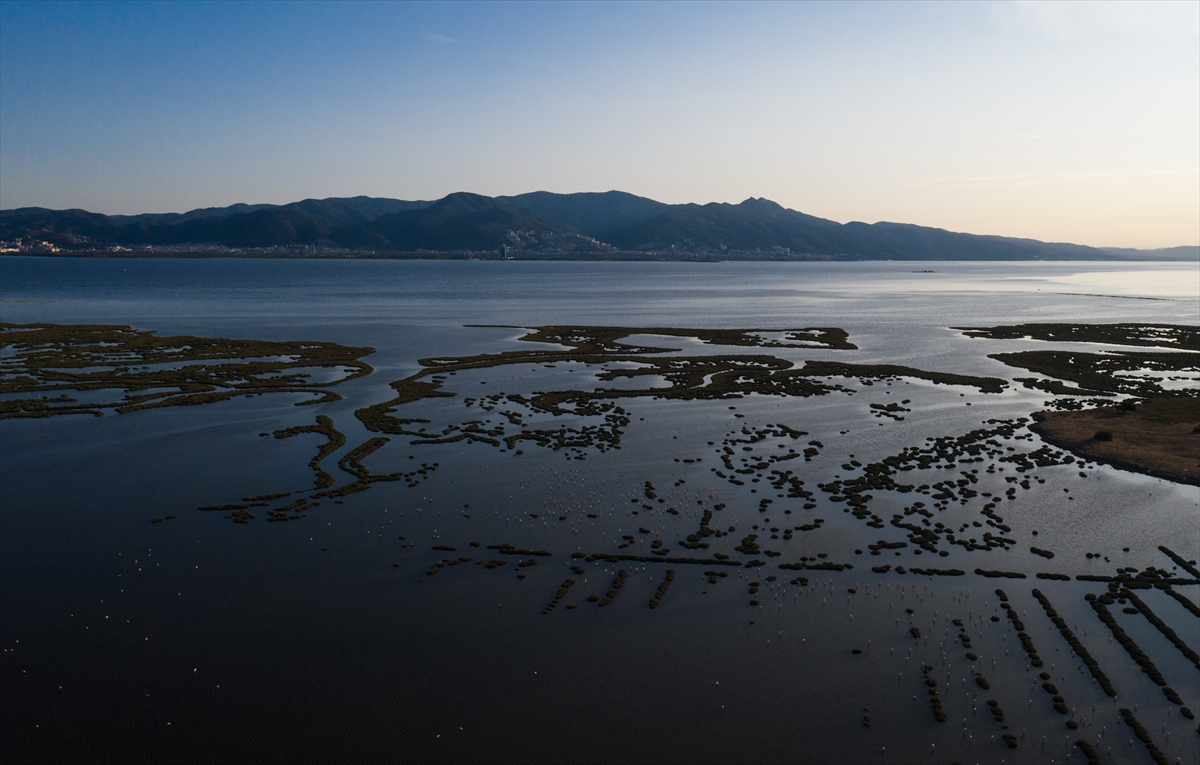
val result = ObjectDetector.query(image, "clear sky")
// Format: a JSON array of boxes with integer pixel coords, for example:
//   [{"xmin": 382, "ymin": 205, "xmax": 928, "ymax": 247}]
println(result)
[{"xmin": 1, "ymin": 1, "xmax": 1196, "ymax": 248}]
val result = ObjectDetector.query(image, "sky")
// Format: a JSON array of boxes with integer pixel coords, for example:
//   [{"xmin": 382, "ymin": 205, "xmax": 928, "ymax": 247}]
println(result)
[{"xmin": 0, "ymin": 1, "xmax": 1196, "ymax": 248}]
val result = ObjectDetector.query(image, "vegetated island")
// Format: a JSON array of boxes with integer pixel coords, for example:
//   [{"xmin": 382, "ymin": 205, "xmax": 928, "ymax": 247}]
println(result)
[
  {"xmin": 0, "ymin": 322, "xmax": 373, "ymax": 418},
  {"xmin": 959, "ymin": 323, "xmax": 1199, "ymax": 485},
  {"xmin": 957, "ymin": 323, "xmax": 1200, "ymax": 352},
  {"xmin": 354, "ymin": 324, "xmax": 1007, "ymax": 443},
  {"xmin": 1031, "ymin": 397, "xmax": 1200, "ymax": 487}
]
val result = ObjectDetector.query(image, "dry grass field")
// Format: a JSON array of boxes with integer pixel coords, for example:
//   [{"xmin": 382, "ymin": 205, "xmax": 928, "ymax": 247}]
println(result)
[{"xmin": 1031, "ymin": 397, "xmax": 1200, "ymax": 486}]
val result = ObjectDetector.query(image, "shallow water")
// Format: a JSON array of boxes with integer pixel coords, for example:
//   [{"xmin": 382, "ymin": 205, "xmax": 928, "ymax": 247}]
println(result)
[{"xmin": 2, "ymin": 257, "xmax": 1198, "ymax": 764}]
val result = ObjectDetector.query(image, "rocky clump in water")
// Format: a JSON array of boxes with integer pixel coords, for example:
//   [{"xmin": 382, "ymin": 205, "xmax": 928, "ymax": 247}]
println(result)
[
  {"xmin": 1118, "ymin": 707, "xmax": 1170, "ymax": 765},
  {"xmin": 648, "ymin": 570, "xmax": 675, "ymax": 609},
  {"xmin": 921, "ymin": 665, "xmax": 946, "ymax": 722},
  {"xmin": 1032, "ymin": 589, "xmax": 1115, "ymax": 696},
  {"xmin": 1088, "ymin": 593, "xmax": 1186, "ymax": 709},
  {"xmin": 542, "ymin": 578, "xmax": 576, "ymax": 614},
  {"xmin": 597, "ymin": 569, "xmax": 629, "ymax": 606}
]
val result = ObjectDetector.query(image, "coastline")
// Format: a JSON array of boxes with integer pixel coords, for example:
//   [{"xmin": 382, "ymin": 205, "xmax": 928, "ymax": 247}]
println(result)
[{"xmin": 1031, "ymin": 401, "xmax": 1200, "ymax": 487}]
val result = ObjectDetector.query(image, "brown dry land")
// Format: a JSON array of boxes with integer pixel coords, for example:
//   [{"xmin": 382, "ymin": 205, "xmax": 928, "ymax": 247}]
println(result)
[{"xmin": 1031, "ymin": 398, "xmax": 1200, "ymax": 486}]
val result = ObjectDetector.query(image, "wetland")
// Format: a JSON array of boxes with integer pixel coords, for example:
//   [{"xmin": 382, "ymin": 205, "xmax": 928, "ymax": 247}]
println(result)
[{"xmin": 2, "ymin": 257, "xmax": 1197, "ymax": 764}]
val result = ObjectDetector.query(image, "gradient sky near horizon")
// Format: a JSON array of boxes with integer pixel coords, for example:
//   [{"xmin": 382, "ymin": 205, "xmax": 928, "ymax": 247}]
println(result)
[{"xmin": 1, "ymin": 1, "xmax": 1197, "ymax": 248}]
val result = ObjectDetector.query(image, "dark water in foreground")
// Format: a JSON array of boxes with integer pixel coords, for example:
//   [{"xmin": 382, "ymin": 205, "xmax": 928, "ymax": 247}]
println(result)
[{"xmin": 2, "ymin": 258, "xmax": 1198, "ymax": 764}]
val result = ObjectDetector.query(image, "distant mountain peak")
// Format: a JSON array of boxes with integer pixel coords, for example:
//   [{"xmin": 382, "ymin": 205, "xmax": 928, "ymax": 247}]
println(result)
[{"xmin": 3, "ymin": 190, "xmax": 1190, "ymax": 260}]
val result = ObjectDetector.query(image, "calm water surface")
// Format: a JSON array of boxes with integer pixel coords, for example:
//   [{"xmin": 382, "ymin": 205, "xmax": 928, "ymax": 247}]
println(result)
[{"xmin": 2, "ymin": 258, "xmax": 1197, "ymax": 764}]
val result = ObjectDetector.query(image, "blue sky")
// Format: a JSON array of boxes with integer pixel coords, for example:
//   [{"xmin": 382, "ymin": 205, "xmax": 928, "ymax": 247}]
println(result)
[{"xmin": 1, "ymin": 1, "xmax": 1196, "ymax": 247}]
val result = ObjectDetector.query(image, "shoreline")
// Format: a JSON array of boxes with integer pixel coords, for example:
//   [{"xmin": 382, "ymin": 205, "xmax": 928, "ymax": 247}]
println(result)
[
  {"xmin": 8, "ymin": 252, "xmax": 1198, "ymax": 263},
  {"xmin": 1030, "ymin": 401, "xmax": 1200, "ymax": 487}
]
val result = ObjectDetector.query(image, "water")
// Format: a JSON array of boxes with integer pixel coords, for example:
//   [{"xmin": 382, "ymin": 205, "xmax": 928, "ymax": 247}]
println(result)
[{"xmin": 2, "ymin": 257, "xmax": 1197, "ymax": 764}]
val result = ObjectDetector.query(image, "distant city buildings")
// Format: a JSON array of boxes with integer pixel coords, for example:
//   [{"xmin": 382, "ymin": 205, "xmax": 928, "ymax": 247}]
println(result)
[
  {"xmin": 0, "ymin": 238, "xmax": 61, "ymax": 253},
  {"xmin": 0, "ymin": 232, "xmax": 828, "ymax": 261},
  {"xmin": 501, "ymin": 228, "xmax": 615, "ymax": 256}
]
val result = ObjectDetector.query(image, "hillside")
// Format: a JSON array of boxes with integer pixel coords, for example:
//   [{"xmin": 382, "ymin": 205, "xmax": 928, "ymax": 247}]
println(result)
[
  {"xmin": 2, "ymin": 191, "xmax": 1195, "ymax": 260},
  {"xmin": 363, "ymin": 193, "xmax": 555, "ymax": 251},
  {"xmin": 498, "ymin": 190, "xmax": 668, "ymax": 239},
  {"xmin": 607, "ymin": 198, "xmax": 848, "ymax": 253}
]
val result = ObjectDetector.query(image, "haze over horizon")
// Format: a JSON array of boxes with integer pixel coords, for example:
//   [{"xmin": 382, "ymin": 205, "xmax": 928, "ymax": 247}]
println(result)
[{"xmin": 1, "ymin": 1, "xmax": 1197, "ymax": 249}]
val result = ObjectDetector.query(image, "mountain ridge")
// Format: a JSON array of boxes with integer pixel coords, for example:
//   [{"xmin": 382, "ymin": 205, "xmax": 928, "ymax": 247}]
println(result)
[{"xmin": 2, "ymin": 192, "xmax": 1195, "ymax": 260}]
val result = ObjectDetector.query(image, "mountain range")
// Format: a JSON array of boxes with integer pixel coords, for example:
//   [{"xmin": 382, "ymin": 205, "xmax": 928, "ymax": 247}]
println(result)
[{"xmin": 2, "ymin": 191, "xmax": 1195, "ymax": 261}]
